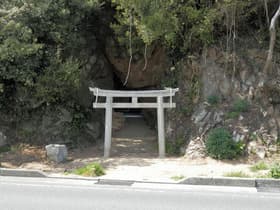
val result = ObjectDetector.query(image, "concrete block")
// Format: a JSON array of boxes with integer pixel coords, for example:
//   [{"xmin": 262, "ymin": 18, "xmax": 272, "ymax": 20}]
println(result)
[{"xmin": 45, "ymin": 144, "xmax": 68, "ymax": 163}]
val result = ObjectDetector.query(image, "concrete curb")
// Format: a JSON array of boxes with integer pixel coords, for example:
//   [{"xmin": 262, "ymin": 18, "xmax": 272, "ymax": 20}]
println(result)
[
  {"xmin": 1, "ymin": 168, "xmax": 280, "ymax": 190},
  {"xmin": 256, "ymin": 178, "xmax": 280, "ymax": 189},
  {"xmin": 180, "ymin": 177, "xmax": 255, "ymax": 187},
  {"xmin": 96, "ymin": 179, "xmax": 135, "ymax": 186},
  {"xmin": 0, "ymin": 168, "xmax": 46, "ymax": 178},
  {"xmin": 180, "ymin": 177, "xmax": 280, "ymax": 189}
]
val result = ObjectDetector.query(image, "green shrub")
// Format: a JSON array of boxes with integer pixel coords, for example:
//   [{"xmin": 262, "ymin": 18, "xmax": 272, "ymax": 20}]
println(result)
[
  {"xmin": 205, "ymin": 128, "xmax": 244, "ymax": 160},
  {"xmin": 207, "ymin": 95, "xmax": 219, "ymax": 105},
  {"xmin": 232, "ymin": 99, "xmax": 249, "ymax": 113},
  {"xmin": 270, "ymin": 163, "xmax": 280, "ymax": 179},
  {"xmin": 73, "ymin": 162, "xmax": 105, "ymax": 177}
]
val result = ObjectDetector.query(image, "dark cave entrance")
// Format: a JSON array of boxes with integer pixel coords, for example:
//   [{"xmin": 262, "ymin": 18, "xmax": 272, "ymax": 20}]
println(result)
[
  {"xmin": 108, "ymin": 72, "xmax": 158, "ymax": 157},
  {"xmin": 112, "ymin": 72, "xmax": 156, "ymax": 123}
]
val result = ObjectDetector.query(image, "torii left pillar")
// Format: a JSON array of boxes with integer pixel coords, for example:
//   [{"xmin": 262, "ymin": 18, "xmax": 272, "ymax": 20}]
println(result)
[{"xmin": 104, "ymin": 96, "xmax": 112, "ymax": 158}]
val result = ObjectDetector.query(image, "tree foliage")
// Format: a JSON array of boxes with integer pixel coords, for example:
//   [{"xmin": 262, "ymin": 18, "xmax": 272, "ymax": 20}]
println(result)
[
  {"xmin": 111, "ymin": 0, "xmax": 280, "ymax": 57},
  {"xmin": 0, "ymin": 0, "xmax": 103, "ymax": 108},
  {"xmin": 1, "ymin": 0, "xmax": 278, "ymax": 106}
]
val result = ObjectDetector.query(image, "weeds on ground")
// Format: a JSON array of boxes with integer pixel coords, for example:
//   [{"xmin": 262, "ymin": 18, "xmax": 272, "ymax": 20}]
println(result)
[
  {"xmin": 223, "ymin": 171, "xmax": 251, "ymax": 178},
  {"xmin": 270, "ymin": 163, "xmax": 280, "ymax": 179},
  {"xmin": 256, "ymin": 174, "xmax": 270, "ymax": 178},
  {"xmin": 247, "ymin": 162, "xmax": 280, "ymax": 179},
  {"xmin": 250, "ymin": 162, "xmax": 269, "ymax": 172},
  {"xmin": 171, "ymin": 175, "xmax": 185, "ymax": 181},
  {"xmin": 72, "ymin": 162, "xmax": 105, "ymax": 177}
]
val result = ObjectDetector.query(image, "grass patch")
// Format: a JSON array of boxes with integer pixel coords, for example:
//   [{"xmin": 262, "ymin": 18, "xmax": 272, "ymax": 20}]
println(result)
[
  {"xmin": 250, "ymin": 162, "xmax": 269, "ymax": 172},
  {"xmin": 72, "ymin": 162, "xmax": 105, "ymax": 177},
  {"xmin": 224, "ymin": 171, "xmax": 250, "ymax": 178},
  {"xmin": 171, "ymin": 175, "xmax": 185, "ymax": 181}
]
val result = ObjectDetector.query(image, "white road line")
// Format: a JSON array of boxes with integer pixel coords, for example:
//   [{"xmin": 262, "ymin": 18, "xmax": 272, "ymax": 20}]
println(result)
[
  {"xmin": 0, "ymin": 181, "xmax": 163, "ymax": 194},
  {"xmin": 132, "ymin": 183, "xmax": 258, "ymax": 193}
]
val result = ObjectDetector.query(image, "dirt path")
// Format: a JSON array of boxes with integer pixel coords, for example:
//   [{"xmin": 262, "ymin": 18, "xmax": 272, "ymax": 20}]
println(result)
[{"xmin": 111, "ymin": 117, "xmax": 158, "ymax": 157}]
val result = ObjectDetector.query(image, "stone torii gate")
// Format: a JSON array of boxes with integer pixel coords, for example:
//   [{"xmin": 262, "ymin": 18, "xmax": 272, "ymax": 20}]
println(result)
[{"xmin": 89, "ymin": 87, "xmax": 179, "ymax": 158}]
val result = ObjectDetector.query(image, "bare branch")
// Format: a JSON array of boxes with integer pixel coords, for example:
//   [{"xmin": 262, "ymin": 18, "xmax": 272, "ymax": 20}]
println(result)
[
  {"xmin": 123, "ymin": 10, "xmax": 133, "ymax": 86},
  {"xmin": 263, "ymin": 0, "xmax": 269, "ymax": 27},
  {"xmin": 142, "ymin": 43, "xmax": 148, "ymax": 71},
  {"xmin": 263, "ymin": 3, "xmax": 280, "ymax": 74}
]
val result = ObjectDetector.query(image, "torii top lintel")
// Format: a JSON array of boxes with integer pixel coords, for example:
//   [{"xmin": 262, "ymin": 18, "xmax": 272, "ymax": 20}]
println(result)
[
  {"xmin": 89, "ymin": 87, "xmax": 179, "ymax": 109},
  {"xmin": 89, "ymin": 87, "xmax": 179, "ymax": 97}
]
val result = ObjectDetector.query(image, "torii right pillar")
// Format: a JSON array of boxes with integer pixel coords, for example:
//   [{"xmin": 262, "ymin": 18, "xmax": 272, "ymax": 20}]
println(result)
[{"xmin": 157, "ymin": 96, "xmax": 165, "ymax": 158}]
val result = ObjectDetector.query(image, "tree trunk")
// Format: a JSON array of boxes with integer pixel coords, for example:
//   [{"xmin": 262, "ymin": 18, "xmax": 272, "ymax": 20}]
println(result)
[{"xmin": 263, "ymin": 3, "xmax": 280, "ymax": 75}]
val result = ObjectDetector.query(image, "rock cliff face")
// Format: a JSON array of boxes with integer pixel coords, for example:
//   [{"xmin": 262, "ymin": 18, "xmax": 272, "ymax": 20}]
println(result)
[
  {"xmin": 106, "ymin": 40, "xmax": 168, "ymax": 89},
  {"xmin": 166, "ymin": 46, "xmax": 280, "ymax": 159}
]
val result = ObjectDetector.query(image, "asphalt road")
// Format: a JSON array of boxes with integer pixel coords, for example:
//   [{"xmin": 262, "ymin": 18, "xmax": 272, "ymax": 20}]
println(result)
[{"xmin": 0, "ymin": 176, "xmax": 279, "ymax": 210}]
